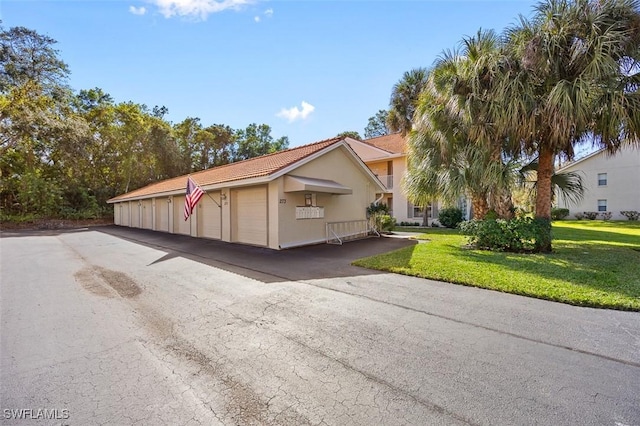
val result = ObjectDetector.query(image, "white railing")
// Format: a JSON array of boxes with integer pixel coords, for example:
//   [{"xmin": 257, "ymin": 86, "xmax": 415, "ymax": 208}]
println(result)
[{"xmin": 326, "ymin": 220, "xmax": 380, "ymax": 245}]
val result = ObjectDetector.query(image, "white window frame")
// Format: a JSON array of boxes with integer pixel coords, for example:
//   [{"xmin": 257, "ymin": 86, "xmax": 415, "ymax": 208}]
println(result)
[
  {"xmin": 597, "ymin": 173, "xmax": 607, "ymax": 186},
  {"xmin": 597, "ymin": 199, "xmax": 607, "ymax": 212}
]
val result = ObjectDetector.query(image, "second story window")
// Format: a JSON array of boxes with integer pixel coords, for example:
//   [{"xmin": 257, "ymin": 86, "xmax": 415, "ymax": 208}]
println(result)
[{"xmin": 598, "ymin": 173, "xmax": 607, "ymax": 186}]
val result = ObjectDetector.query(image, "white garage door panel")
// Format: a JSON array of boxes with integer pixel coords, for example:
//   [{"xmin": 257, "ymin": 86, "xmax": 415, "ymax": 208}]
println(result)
[
  {"xmin": 156, "ymin": 198, "xmax": 170, "ymax": 232},
  {"xmin": 121, "ymin": 203, "xmax": 130, "ymax": 227},
  {"xmin": 131, "ymin": 203, "xmax": 141, "ymax": 228},
  {"xmin": 198, "ymin": 193, "xmax": 222, "ymax": 239},
  {"xmin": 114, "ymin": 205, "xmax": 121, "ymax": 225},
  {"xmin": 235, "ymin": 187, "xmax": 267, "ymax": 246},
  {"xmin": 173, "ymin": 196, "xmax": 191, "ymax": 235},
  {"xmin": 142, "ymin": 200, "xmax": 153, "ymax": 229}
]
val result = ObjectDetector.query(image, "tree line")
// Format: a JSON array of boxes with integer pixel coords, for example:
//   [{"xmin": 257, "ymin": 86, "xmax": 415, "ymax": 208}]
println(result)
[{"xmin": 0, "ymin": 24, "xmax": 288, "ymax": 220}]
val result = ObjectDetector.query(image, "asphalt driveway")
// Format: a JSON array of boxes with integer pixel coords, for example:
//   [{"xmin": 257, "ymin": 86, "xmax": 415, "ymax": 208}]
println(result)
[
  {"xmin": 96, "ymin": 225, "xmax": 418, "ymax": 282},
  {"xmin": 1, "ymin": 226, "xmax": 639, "ymax": 425}
]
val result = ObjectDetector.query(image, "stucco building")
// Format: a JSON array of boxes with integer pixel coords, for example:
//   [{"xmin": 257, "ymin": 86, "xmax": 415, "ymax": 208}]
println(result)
[
  {"xmin": 108, "ymin": 138, "xmax": 386, "ymax": 249},
  {"xmin": 346, "ymin": 134, "xmax": 472, "ymax": 225},
  {"xmin": 555, "ymin": 145, "xmax": 640, "ymax": 220}
]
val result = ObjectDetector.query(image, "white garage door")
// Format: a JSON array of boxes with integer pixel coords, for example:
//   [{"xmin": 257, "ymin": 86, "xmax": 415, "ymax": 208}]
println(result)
[
  {"xmin": 121, "ymin": 202, "xmax": 130, "ymax": 227},
  {"xmin": 198, "ymin": 193, "xmax": 222, "ymax": 239},
  {"xmin": 114, "ymin": 204, "xmax": 121, "ymax": 225},
  {"xmin": 131, "ymin": 202, "xmax": 141, "ymax": 228},
  {"xmin": 234, "ymin": 186, "xmax": 267, "ymax": 246},
  {"xmin": 173, "ymin": 196, "xmax": 191, "ymax": 235},
  {"xmin": 142, "ymin": 199, "xmax": 153, "ymax": 229},
  {"xmin": 155, "ymin": 198, "xmax": 170, "ymax": 232}
]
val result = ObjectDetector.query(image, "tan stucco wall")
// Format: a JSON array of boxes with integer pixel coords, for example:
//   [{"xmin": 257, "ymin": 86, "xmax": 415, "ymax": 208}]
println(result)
[
  {"xmin": 557, "ymin": 146, "xmax": 640, "ymax": 220},
  {"xmin": 275, "ymin": 147, "xmax": 379, "ymax": 249}
]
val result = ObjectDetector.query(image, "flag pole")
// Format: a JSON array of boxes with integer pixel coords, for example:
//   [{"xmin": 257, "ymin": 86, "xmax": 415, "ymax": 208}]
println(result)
[{"xmin": 191, "ymin": 176, "xmax": 222, "ymax": 208}]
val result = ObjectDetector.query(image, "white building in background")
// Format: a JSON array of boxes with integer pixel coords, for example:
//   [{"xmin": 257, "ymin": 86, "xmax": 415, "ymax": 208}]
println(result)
[{"xmin": 555, "ymin": 145, "xmax": 640, "ymax": 220}]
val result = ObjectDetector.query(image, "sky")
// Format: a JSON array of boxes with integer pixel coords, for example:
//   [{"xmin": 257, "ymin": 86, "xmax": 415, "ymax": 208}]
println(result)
[{"xmin": 1, "ymin": 0, "xmax": 540, "ymax": 147}]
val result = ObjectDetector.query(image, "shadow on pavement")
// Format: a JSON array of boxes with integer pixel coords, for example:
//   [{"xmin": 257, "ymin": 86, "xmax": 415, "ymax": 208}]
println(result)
[{"xmin": 95, "ymin": 225, "xmax": 417, "ymax": 283}]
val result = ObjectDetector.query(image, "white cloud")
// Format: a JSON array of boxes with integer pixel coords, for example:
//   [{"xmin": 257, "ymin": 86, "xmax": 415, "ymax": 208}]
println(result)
[
  {"xmin": 254, "ymin": 15, "xmax": 260, "ymax": 22},
  {"xmin": 277, "ymin": 101, "xmax": 315, "ymax": 123},
  {"xmin": 129, "ymin": 5, "xmax": 147, "ymax": 15},
  {"xmin": 151, "ymin": 0, "xmax": 252, "ymax": 20},
  {"xmin": 264, "ymin": 8, "xmax": 273, "ymax": 17}
]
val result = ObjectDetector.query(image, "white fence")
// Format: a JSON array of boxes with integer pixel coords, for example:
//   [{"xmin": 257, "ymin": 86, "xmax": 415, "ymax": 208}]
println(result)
[{"xmin": 326, "ymin": 220, "xmax": 380, "ymax": 245}]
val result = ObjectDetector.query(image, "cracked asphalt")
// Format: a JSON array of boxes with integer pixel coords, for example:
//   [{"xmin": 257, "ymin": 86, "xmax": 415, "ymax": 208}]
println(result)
[{"xmin": 1, "ymin": 227, "xmax": 639, "ymax": 425}]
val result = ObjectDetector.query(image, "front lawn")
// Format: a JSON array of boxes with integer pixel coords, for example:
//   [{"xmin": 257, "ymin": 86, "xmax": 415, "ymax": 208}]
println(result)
[{"xmin": 353, "ymin": 221, "xmax": 640, "ymax": 310}]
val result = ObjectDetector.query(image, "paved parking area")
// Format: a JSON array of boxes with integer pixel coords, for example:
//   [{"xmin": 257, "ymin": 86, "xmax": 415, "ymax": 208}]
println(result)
[
  {"xmin": 1, "ymin": 226, "xmax": 639, "ymax": 425},
  {"xmin": 96, "ymin": 225, "xmax": 418, "ymax": 282}
]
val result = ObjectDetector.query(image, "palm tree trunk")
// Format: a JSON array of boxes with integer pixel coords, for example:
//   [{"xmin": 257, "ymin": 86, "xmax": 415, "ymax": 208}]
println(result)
[
  {"xmin": 535, "ymin": 144, "xmax": 554, "ymax": 252},
  {"xmin": 471, "ymin": 195, "xmax": 489, "ymax": 220}
]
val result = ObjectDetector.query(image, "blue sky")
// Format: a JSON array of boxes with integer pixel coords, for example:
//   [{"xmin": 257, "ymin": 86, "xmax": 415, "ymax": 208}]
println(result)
[{"xmin": 2, "ymin": 0, "xmax": 539, "ymax": 146}]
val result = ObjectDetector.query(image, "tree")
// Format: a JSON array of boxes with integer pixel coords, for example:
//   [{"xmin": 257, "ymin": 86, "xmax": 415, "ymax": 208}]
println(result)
[
  {"xmin": 407, "ymin": 30, "xmax": 516, "ymax": 221},
  {"xmin": 387, "ymin": 68, "xmax": 429, "ymax": 136},
  {"xmin": 0, "ymin": 24, "xmax": 70, "ymax": 94},
  {"xmin": 234, "ymin": 123, "xmax": 288, "ymax": 161},
  {"xmin": 364, "ymin": 110, "xmax": 391, "ymax": 139},
  {"xmin": 337, "ymin": 131, "xmax": 361, "ymax": 140},
  {"xmin": 497, "ymin": 0, "xmax": 640, "ymax": 251}
]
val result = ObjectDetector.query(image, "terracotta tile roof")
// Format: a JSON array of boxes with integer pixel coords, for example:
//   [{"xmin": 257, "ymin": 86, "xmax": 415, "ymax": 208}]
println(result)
[
  {"xmin": 109, "ymin": 137, "xmax": 342, "ymax": 202},
  {"xmin": 361, "ymin": 133, "xmax": 406, "ymax": 154}
]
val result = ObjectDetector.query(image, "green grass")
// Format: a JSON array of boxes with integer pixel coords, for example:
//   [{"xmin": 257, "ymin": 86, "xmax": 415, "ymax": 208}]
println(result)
[{"xmin": 354, "ymin": 221, "xmax": 640, "ymax": 311}]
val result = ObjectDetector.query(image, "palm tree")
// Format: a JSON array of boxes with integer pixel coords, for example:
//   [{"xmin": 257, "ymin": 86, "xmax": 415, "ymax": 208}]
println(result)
[
  {"xmin": 497, "ymin": 0, "xmax": 640, "ymax": 251},
  {"xmin": 387, "ymin": 68, "xmax": 430, "ymax": 136},
  {"xmin": 406, "ymin": 30, "xmax": 516, "ymax": 220}
]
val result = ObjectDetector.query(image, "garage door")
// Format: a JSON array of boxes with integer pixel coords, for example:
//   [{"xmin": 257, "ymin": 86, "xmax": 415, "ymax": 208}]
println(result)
[
  {"xmin": 142, "ymin": 199, "xmax": 153, "ymax": 229},
  {"xmin": 198, "ymin": 193, "xmax": 222, "ymax": 239},
  {"xmin": 114, "ymin": 204, "xmax": 121, "ymax": 225},
  {"xmin": 155, "ymin": 198, "xmax": 170, "ymax": 232},
  {"xmin": 234, "ymin": 186, "xmax": 267, "ymax": 246},
  {"xmin": 173, "ymin": 196, "xmax": 191, "ymax": 235},
  {"xmin": 121, "ymin": 202, "xmax": 130, "ymax": 227},
  {"xmin": 131, "ymin": 202, "xmax": 141, "ymax": 228}
]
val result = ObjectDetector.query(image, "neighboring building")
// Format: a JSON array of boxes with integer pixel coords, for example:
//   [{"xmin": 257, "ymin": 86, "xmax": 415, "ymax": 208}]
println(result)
[
  {"xmin": 346, "ymin": 134, "xmax": 471, "ymax": 225},
  {"xmin": 108, "ymin": 138, "xmax": 386, "ymax": 249},
  {"xmin": 555, "ymin": 145, "xmax": 640, "ymax": 220}
]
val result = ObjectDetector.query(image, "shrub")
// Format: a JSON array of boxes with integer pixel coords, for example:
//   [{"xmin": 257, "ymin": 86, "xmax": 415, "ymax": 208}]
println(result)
[
  {"xmin": 439, "ymin": 207, "xmax": 464, "ymax": 228},
  {"xmin": 621, "ymin": 211, "xmax": 640, "ymax": 221},
  {"xmin": 370, "ymin": 214, "xmax": 394, "ymax": 232},
  {"xmin": 551, "ymin": 208, "xmax": 570, "ymax": 220},
  {"xmin": 600, "ymin": 212, "xmax": 612, "ymax": 221},
  {"xmin": 459, "ymin": 217, "xmax": 552, "ymax": 253},
  {"xmin": 367, "ymin": 202, "xmax": 389, "ymax": 215},
  {"xmin": 583, "ymin": 212, "xmax": 598, "ymax": 220},
  {"xmin": 574, "ymin": 213, "xmax": 584, "ymax": 220}
]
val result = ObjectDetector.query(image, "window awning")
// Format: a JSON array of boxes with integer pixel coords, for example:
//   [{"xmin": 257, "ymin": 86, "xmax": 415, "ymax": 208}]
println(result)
[{"xmin": 283, "ymin": 175, "xmax": 352, "ymax": 194}]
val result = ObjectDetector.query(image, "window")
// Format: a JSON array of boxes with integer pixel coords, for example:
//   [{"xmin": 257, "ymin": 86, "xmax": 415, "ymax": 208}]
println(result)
[
  {"xmin": 408, "ymin": 202, "xmax": 432, "ymax": 218},
  {"xmin": 597, "ymin": 173, "xmax": 607, "ymax": 186},
  {"xmin": 598, "ymin": 199, "xmax": 607, "ymax": 212}
]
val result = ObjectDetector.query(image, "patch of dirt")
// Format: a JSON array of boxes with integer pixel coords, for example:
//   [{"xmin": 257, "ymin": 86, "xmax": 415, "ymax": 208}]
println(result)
[
  {"xmin": 74, "ymin": 266, "xmax": 142, "ymax": 298},
  {"xmin": 74, "ymin": 268, "xmax": 116, "ymax": 298}
]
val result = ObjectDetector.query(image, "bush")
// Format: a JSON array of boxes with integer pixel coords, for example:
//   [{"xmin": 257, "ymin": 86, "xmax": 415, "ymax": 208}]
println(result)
[
  {"xmin": 574, "ymin": 213, "xmax": 584, "ymax": 220},
  {"xmin": 459, "ymin": 217, "xmax": 552, "ymax": 253},
  {"xmin": 621, "ymin": 211, "xmax": 640, "ymax": 221},
  {"xmin": 367, "ymin": 202, "xmax": 389, "ymax": 215},
  {"xmin": 439, "ymin": 207, "xmax": 464, "ymax": 228},
  {"xmin": 600, "ymin": 212, "xmax": 612, "ymax": 221},
  {"xmin": 551, "ymin": 208, "xmax": 570, "ymax": 220},
  {"xmin": 583, "ymin": 212, "xmax": 599, "ymax": 220},
  {"xmin": 370, "ymin": 214, "xmax": 395, "ymax": 232}
]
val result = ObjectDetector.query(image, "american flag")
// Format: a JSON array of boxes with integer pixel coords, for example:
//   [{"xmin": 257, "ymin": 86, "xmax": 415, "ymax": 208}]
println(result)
[{"xmin": 184, "ymin": 177, "xmax": 205, "ymax": 221}]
